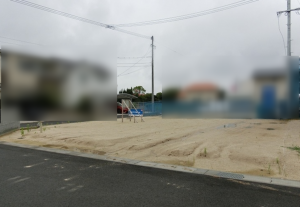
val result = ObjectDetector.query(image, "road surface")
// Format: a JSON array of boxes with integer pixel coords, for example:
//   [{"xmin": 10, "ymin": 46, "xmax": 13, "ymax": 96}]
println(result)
[{"xmin": 0, "ymin": 144, "xmax": 300, "ymax": 207}]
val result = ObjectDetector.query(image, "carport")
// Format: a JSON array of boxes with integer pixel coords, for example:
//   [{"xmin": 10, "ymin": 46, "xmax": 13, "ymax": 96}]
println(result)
[{"xmin": 117, "ymin": 93, "xmax": 137, "ymax": 110}]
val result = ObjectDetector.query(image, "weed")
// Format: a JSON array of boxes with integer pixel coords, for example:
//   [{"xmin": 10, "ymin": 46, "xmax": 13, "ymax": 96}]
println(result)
[
  {"xmin": 276, "ymin": 158, "xmax": 281, "ymax": 174},
  {"xmin": 20, "ymin": 128, "xmax": 24, "ymax": 136},
  {"xmin": 286, "ymin": 145, "xmax": 300, "ymax": 155},
  {"xmin": 43, "ymin": 127, "xmax": 46, "ymax": 132},
  {"xmin": 204, "ymin": 148, "xmax": 207, "ymax": 157},
  {"xmin": 26, "ymin": 124, "xmax": 31, "ymax": 132}
]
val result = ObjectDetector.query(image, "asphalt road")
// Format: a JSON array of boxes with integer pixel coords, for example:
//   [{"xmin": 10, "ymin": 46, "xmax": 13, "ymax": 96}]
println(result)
[{"xmin": 1, "ymin": 144, "xmax": 300, "ymax": 207}]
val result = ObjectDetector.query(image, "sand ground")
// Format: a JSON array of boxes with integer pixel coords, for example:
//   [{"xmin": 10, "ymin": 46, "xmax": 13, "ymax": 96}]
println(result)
[{"xmin": 1, "ymin": 117, "xmax": 300, "ymax": 180}]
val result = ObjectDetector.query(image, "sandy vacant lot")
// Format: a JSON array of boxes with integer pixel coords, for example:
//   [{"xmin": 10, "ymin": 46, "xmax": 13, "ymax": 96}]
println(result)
[{"xmin": 1, "ymin": 117, "xmax": 300, "ymax": 181}]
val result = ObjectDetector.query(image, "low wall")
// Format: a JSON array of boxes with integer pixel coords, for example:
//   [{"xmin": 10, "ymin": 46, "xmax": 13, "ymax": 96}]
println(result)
[{"xmin": 0, "ymin": 121, "xmax": 20, "ymax": 135}]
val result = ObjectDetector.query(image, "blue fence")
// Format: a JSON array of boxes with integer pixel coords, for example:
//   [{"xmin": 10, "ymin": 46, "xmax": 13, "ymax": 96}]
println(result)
[{"xmin": 132, "ymin": 101, "xmax": 162, "ymax": 116}]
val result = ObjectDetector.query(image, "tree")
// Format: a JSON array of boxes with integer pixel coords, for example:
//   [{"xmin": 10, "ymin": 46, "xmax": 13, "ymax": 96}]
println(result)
[
  {"xmin": 119, "ymin": 88, "xmax": 133, "ymax": 95},
  {"xmin": 126, "ymin": 87, "xmax": 133, "ymax": 95},
  {"xmin": 156, "ymin": 92, "xmax": 162, "ymax": 101},
  {"xmin": 163, "ymin": 87, "xmax": 180, "ymax": 101},
  {"xmin": 119, "ymin": 85, "xmax": 163, "ymax": 102},
  {"xmin": 133, "ymin": 86, "xmax": 146, "ymax": 96}
]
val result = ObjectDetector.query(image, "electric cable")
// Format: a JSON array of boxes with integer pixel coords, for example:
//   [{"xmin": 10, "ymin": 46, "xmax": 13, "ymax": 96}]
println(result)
[
  {"xmin": 11, "ymin": 0, "xmax": 151, "ymax": 39},
  {"xmin": 112, "ymin": 0, "xmax": 259, "ymax": 27}
]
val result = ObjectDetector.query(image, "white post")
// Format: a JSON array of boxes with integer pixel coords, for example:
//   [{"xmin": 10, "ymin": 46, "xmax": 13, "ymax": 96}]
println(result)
[{"xmin": 39, "ymin": 121, "xmax": 42, "ymax": 133}]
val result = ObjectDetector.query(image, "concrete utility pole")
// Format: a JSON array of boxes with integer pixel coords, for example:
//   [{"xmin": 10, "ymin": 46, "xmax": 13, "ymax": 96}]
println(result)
[
  {"xmin": 151, "ymin": 36, "xmax": 154, "ymax": 111},
  {"xmin": 277, "ymin": 1, "xmax": 300, "ymax": 56},
  {"xmin": 287, "ymin": 0, "xmax": 291, "ymax": 56}
]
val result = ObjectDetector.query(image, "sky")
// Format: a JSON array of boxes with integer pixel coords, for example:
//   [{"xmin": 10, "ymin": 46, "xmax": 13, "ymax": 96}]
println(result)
[{"xmin": 0, "ymin": 0, "xmax": 299, "ymax": 94}]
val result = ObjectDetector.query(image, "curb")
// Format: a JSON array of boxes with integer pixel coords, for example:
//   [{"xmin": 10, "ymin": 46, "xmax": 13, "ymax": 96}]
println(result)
[
  {"xmin": 1, "ymin": 141, "xmax": 300, "ymax": 189},
  {"xmin": 0, "ymin": 129, "xmax": 20, "ymax": 138}
]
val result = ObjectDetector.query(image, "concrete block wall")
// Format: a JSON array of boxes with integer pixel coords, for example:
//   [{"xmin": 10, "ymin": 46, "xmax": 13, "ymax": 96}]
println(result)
[{"xmin": 0, "ymin": 121, "xmax": 20, "ymax": 135}]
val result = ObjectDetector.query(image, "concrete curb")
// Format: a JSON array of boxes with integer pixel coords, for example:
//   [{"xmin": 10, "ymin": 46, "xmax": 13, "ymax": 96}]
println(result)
[
  {"xmin": 1, "ymin": 141, "xmax": 300, "ymax": 189},
  {"xmin": 0, "ymin": 129, "xmax": 20, "ymax": 138}
]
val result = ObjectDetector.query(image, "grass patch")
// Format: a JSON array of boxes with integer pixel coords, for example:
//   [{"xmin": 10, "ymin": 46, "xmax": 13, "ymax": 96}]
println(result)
[{"xmin": 286, "ymin": 145, "xmax": 300, "ymax": 155}]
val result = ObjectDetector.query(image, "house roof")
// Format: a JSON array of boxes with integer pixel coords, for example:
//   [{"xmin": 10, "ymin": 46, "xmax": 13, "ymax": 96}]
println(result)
[
  {"xmin": 182, "ymin": 83, "xmax": 218, "ymax": 92},
  {"xmin": 177, "ymin": 83, "xmax": 219, "ymax": 99}
]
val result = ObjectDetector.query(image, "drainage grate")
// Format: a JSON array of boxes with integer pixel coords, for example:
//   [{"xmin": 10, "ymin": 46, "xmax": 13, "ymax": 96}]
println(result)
[{"xmin": 217, "ymin": 172, "xmax": 244, "ymax": 180}]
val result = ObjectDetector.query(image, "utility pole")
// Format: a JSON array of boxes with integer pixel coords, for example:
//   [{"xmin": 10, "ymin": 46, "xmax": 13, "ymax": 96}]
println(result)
[
  {"xmin": 151, "ymin": 36, "xmax": 154, "ymax": 112},
  {"xmin": 287, "ymin": 0, "xmax": 291, "ymax": 56},
  {"xmin": 277, "ymin": 1, "xmax": 300, "ymax": 56}
]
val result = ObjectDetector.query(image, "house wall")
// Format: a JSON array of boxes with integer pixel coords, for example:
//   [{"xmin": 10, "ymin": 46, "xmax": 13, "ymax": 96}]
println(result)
[
  {"xmin": 0, "ymin": 53, "xmax": 20, "ymax": 135},
  {"xmin": 183, "ymin": 91, "xmax": 220, "ymax": 102},
  {"xmin": 253, "ymin": 77, "xmax": 287, "ymax": 102}
]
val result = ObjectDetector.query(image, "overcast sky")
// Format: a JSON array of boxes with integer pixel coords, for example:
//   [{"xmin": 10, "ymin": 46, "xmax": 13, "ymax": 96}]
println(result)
[{"xmin": 0, "ymin": 0, "xmax": 299, "ymax": 94}]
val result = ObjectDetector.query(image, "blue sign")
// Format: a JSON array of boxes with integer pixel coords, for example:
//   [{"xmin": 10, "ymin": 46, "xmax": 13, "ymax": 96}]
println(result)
[{"xmin": 130, "ymin": 109, "xmax": 143, "ymax": 116}]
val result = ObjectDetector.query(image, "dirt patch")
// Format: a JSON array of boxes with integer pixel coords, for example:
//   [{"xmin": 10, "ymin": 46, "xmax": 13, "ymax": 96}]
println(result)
[
  {"xmin": 1, "ymin": 117, "xmax": 300, "ymax": 180},
  {"xmin": 238, "ymin": 169, "xmax": 275, "ymax": 177}
]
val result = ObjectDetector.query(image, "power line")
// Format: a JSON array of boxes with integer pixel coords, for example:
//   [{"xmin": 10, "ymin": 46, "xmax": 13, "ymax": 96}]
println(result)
[
  {"xmin": 112, "ymin": 0, "xmax": 259, "ymax": 27},
  {"xmin": 117, "ymin": 66, "xmax": 151, "ymax": 67},
  {"xmin": 11, "ymin": 0, "xmax": 151, "ymax": 39},
  {"xmin": 117, "ymin": 62, "xmax": 152, "ymax": 64},
  {"xmin": 0, "ymin": 35, "xmax": 42, "ymax": 46},
  {"xmin": 117, "ymin": 56, "xmax": 152, "ymax": 59},
  {"xmin": 154, "ymin": 41, "xmax": 186, "ymax": 56},
  {"xmin": 117, "ymin": 41, "xmax": 184, "ymax": 76},
  {"xmin": 0, "ymin": 41, "xmax": 23, "ymax": 46},
  {"xmin": 277, "ymin": 15, "xmax": 287, "ymax": 55},
  {"xmin": 118, "ymin": 67, "xmax": 148, "ymax": 76},
  {"xmin": 117, "ymin": 46, "xmax": 151, "ymax": 76}
]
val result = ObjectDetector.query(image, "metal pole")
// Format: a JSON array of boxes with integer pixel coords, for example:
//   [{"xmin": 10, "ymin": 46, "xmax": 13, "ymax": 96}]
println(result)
[
  {"xmin": 287, "ymin": 0, "xmax": 291, "ymax": 56},
  {"xmin": 151, "ymin": 36, "xmax": 154, "ymax": 112},
  {"xmin": 122, "ymin": 99, "xmax": 123, "ymax": 122}
]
